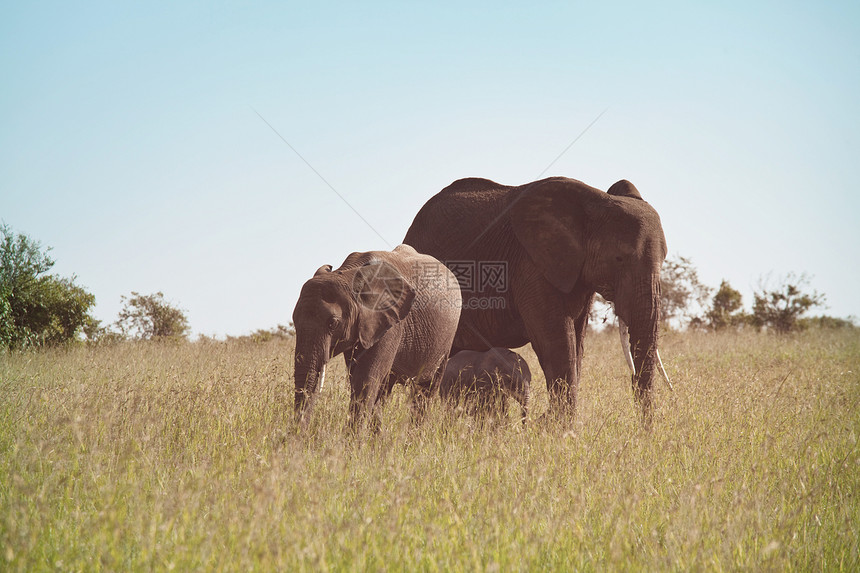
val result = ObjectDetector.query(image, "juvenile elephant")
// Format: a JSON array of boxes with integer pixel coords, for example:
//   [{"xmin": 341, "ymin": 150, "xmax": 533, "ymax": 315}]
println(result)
[
  {"xmin": 292, "ymin": 244, "xmax": 461, "ymax": 430},
  {"xmin": 404, "ymin": 176, "xmax": 668, "ymax": 423},
  {"xmin": 441, "ymin": 348, "xmax": 531, "ymax": 424}
]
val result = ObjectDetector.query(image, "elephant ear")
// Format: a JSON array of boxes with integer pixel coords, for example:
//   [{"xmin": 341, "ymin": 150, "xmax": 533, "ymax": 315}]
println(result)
[
  {"xmin": 352, "ymin": 261, "xmax": 416, "ymax": 348},
  {"xmin": 509, "ymin": 180, "xmax": 588, "ymax": 293},
  {"xmin": 607, "ymin": 179, "xmax": 642, "ymax": 200}
]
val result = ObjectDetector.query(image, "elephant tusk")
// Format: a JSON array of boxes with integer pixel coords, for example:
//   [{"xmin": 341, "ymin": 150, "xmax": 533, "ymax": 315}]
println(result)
[
  {"xmin": 656, "ymin": 349, "xmax": 674, "ymax": 391},
  {"xmin": 317, "ymin": 363, "xmax": 327, "ymax": 392},
  {"xmin": 618, "ymin": 320, "xmax": 636, "ymax": 375},
  {"xmin": 619, "ymin": 319, "xmax": 673, "ymax": 391}
]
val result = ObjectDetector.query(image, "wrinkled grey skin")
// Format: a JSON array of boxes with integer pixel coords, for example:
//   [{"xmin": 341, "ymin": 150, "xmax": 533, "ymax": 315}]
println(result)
[
  {"xmin": 404, "ymin": 177, "xmax": 667, "ymax": 423},
  {"xmin": 292, "ymin": 245, "xmax": 461, "ymax": 431},
  {"xmin": 441, "ymin": 348, "xmax": 531, "ymax": 424}
]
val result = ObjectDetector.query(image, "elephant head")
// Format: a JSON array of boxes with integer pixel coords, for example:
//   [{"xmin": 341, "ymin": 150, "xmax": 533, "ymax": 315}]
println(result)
[
  {"xmin": 510, "ymin": 177, "xmax": 668, "ymax": 415},
  {"xmin": 291, "ymin": 259, "xmax": 416, "ymax": 425}
]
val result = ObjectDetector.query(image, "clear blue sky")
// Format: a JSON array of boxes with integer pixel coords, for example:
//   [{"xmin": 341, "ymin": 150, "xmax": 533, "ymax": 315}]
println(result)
[{"xmin": 2, "ymin": 1, "xmax": 859, "ymax": 336}]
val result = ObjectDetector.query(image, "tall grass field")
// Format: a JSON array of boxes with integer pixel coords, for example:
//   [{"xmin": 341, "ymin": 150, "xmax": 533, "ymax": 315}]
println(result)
[{"xmin": 1, "ymin": 329, "xmax": 858, "ymax": 570}]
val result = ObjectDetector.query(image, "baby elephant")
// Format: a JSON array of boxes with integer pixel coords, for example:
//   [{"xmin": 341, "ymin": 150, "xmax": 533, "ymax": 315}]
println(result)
[
  {"xmin": 292, "ymin": 244, "xmax": 461, "ymax": 431},
  {"xmin": 441, "ymin": 348, "xmax": 531, "ymax": 424}
]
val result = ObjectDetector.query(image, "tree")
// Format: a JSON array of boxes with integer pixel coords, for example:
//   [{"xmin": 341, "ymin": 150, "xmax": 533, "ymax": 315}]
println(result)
[
  {"xmin": 0, "ymin": 225, "xmax": 97, "ymax": 349},
  {"xmin": 224, "ymin": 323, "xmax": 295, "ymax": 343},
  {"xmin": 586, "ymin": 255, "xmax": 711, "ymax": 331},
  {"xmin": 799, "ymin": 315, "xmax": 857, "ymax": 330},
  {"xmin": 752, "ymin": 273, "xmax": 825, "ymax": 333},
  {"xmin": 115, "ymin": 291, "xmax": 190, "ymax": 340},
  {"xmin": 705, "ymin": 280, "xmax": 749, "ymax": 330},
  {"xmin": 660, "ymin": 254, "xmax": 712, "ymax": 329}
]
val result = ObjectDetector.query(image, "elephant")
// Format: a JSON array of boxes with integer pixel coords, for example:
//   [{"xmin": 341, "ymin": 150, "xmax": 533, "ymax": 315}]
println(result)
[
  {"xmin": 440, "ymin": 348, "xmax": 531, "ymax": 424},
  {"xmin": 403, "ymin": 176, "xmax": 668, "ymax": 422},
  {"xmin": 292, "ymin": 244, "xmax": 461, "ymax": 430}
]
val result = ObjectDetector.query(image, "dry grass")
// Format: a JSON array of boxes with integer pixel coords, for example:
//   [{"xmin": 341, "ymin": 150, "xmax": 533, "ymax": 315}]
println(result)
[{"xmin": 1, "ymin": 330, "xmax": 858, "ymax": 571}]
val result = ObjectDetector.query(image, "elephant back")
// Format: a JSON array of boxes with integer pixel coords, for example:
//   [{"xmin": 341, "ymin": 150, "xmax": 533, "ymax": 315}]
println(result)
[{"xmin": 404, "ymin": 178, "xmax": 516, "ymax": 258}]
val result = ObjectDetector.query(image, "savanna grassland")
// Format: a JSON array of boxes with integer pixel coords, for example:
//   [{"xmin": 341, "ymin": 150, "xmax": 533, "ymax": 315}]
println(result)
[{"xmin": 1, "ymin": 329, "xmax": 858, "ymax": 571}]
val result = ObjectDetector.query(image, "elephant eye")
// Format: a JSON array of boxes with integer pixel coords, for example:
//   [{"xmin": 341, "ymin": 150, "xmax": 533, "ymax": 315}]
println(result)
[
  {"xmin": 327, "ymin": 316, "xmax": 340, "ymax": 330},
  {"xmin": 615, "ymin": 256, "xmax": 624, "ymax": 263}
]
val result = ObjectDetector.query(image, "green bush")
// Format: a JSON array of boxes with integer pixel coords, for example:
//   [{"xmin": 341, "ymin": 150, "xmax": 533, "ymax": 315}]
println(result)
[
  {"xmin": 705, "ymin": 280, "xmax": 750, "ymax": 330},
  {"xmin": 799, "ymin": 315, "xmax": 857, "ymax": 330},
  {"xmin": 225, "ymin": 323, "xmax": 295, "ymax": 344},
  {"xmin": 752, "ymin": 273, "xmax": 825, "ymax": 333},
  {"xmin": 115, "ymin": 291, "xmax": 190, "ymax": 340},
  {"xmin": 0, "ymin": 225, "xmax": 96, "ymax": 349},
  {"xmin": 660, "ymin": 254, "xmax": 712, "ymax": 329}
]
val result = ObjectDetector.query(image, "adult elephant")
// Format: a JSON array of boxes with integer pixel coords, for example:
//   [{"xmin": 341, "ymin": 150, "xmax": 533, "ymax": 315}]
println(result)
[{"xmin": 403, "ymin": 176, "xmax": 668, "ymax": 421}]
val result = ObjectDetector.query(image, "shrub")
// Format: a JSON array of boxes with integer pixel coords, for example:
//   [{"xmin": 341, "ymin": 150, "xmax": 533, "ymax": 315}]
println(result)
[
  {"xmin": 115, "ymin": 291, "xmax": 190, "ymax": 340},
  {"xmin": 752, "ymin": 273, "xmax": 825, "ymax": 333},
  {"xmin": 705, "ymin": 280, "xmax": 749, "ymax": 330},
  {"xmin": 0, "ymin": 225, "xmax": 97, "ymax": 349},
  {"xmin": 798, "ymin": 315, "xmax": 857, "ymax": 330},
  {"xmin": 660, "ymin": 254, "xmax": 711, "ymax": 329},
  {"xmin": 225, "ymin": 323, "xmax": 295, "ymax": 344}
]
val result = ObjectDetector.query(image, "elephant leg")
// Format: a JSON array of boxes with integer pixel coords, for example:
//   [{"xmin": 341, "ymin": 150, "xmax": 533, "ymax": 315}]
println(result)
[
  {"xmin": 572, "ymin": 293, "xmax": 593, "ymax": 385},
  {"xmin": 429, "ymin": 355, "xmax": 448, "ymax": 399},
  {"xmin": 347, "ymin": 385, "xmax": 365, "ymax": 431},
  {"xmin": 344, "ymin": 348, "xmax": 363, "ymax": 430},
  {"xmin": 409, "ymin": 355, "xmax": 448, "ymax": 423},
  {"xmin": 498, "ymin": 389, "xmax": 509, "ymax": 423},
  {"xmin": 410, "ymin": 375, "xmax": 434, "ymax": 424},
  {"xmin": 491, "ymin": 373, "xmax": 509, "ymax": 422},
  {"xmin": 367, "ymin": 374, "xmax": 396, "ymax": 434},
  {"xmin": 518, "ymin": 309, "xmax": 577, "ymax": 412},
  {"xmin": 475, "ymin": 392, "xmax": 490, "ymax": 426},
  {"xmin": 519, "ymin": 290, "xmax": 592, "ymax": 417},
  {"xmin": 346, "ymin": 338, "xmax": 398, "ymax": 432}
]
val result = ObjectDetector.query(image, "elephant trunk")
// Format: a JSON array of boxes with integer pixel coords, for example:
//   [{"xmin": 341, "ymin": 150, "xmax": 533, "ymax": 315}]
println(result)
[
  {"xmin": 619, "ymin": 320, "xmax": 672, "ymax": 390},
  {"xmin": 293, "ymin": 334, "xmax": 329, "ymax": 426},
  {"xmin": 625, "ymin": 274, "xmax": 662, "ymax": 424}
]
